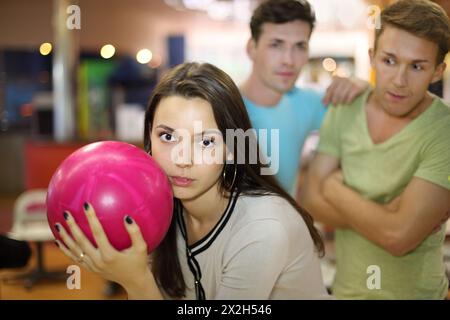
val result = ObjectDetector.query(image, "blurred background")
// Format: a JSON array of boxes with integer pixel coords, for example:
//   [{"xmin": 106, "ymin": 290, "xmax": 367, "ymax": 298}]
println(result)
[{"xmin": 0, "ymin": 0, "xmax": 449, "ymax": 299}]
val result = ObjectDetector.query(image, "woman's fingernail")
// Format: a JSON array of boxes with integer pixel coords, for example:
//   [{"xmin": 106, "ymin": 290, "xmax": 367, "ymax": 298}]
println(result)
[
  {"xmin": 125, "ymin": 215, "xmax": 134, "ymax": 225},
  {"xmin": 55, "ymin": 224, "xmax": 60, "ymax": 232},
  {"xmin": 83, "ymin": 202, "xmax": 89, "ymax": 211},
  {"xmin": 63, "ymin": 211, "xmax": 69, "ymax": 220},
  {"xmin": 54, "ymin": 241, "xmax": 59, "ymax": 247}
]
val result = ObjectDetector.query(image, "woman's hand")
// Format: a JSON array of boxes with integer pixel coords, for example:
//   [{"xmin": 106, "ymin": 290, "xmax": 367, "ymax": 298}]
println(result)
[{"xmin": 54, "ymin": 202, "xmax": 153, "ymax": 293}]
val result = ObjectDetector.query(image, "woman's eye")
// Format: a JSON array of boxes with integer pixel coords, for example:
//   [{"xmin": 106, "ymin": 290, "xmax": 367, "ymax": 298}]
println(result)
[
  {"xmin": 200, "ymin": 137, "xmax": 215, "ymax": 149},
  {"xmin": 412, "ymin": 64, "xmax": 423, "ymax": 71},
  {"xmin": 159, "ymin": 133, "xmax": 177, "ymax": 142}
]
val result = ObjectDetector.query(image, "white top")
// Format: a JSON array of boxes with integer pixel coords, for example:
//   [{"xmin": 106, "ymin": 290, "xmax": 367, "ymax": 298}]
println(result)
[{"xmin": 175, "ymin": 192, "xmax": 331, "ymax": 299}]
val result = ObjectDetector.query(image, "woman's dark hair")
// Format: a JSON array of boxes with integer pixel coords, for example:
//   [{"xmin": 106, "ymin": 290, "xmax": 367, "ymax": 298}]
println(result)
[
  {"xmin": 250, "ymin": 0, "xmax": 316, "ymax": 42},
  {"xmin": 144, "ymin": 62, "xmax": 324, "ymax": 298}
]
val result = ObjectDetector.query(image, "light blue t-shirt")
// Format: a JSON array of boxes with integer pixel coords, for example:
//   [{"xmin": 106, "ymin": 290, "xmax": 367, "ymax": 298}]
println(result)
[{"xmin": 243, "ymin": 87, "xmax": 326, "ymax": 195}]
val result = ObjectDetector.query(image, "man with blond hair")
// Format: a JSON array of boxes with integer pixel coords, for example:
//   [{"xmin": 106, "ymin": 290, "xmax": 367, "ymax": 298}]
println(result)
[{"xmin": 301, "ymin": 0, "xmax": 450, "ymax": 299}]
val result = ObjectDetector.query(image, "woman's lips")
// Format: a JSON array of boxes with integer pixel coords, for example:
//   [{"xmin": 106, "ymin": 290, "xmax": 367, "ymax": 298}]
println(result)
[{"xmin": 170, "ymin": 176, "xmax": 194, "ymax": 187}]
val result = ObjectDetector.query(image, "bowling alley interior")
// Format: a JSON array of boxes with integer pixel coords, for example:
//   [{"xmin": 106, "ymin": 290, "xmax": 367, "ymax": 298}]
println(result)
[{"xmin": 0, "ymin": 0, "xmax": 450, "ymax": 300}]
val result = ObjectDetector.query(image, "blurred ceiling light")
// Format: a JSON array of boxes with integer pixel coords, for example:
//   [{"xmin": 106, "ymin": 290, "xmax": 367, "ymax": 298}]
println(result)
[
  {"xmin": 136, "ymin": 49, "xmax": 153, "ymax": 64},
  {"xmin": 322, "ymin": 58, "xmax": 337, "ymax": 72},
  {"xmin": 39, "ymin": 42, "xmax": 52, "ymax": 56},
  {"xmin": 100, "ymin": 44, "xmax": 115, "ymax": 59}
]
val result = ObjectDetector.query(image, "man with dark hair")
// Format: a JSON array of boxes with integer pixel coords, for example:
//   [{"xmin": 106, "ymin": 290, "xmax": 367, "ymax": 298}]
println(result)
[
  {"xmin": 301, "ymin": 0, "xmax": 450, "ymax": 299},
  {"xmin": 241, "ymin": 0, "xmax": 368, "ymax": 195}
]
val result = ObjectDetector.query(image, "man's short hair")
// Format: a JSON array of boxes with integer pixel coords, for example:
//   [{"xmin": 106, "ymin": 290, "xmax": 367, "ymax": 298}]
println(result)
[
  {"xmin": 250, "ymin": 0, "xmax": 316, "ymax": 42},
  {"xmin": 375, "ymin": 0, "xmax": 450, "ymax": 65}
]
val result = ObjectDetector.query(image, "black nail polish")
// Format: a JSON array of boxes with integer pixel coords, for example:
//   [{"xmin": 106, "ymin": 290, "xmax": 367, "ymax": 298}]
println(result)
[
  {"xmin": 55, "ymin": 224, "xmax": 60, "ymax": 232},
  {"xmin": 54, "ymin": 241, "xmax": 59, "ymax": 247},
  {"xmin": 63, "ymin": 211, "xmax": 69, "ymax": 220},
  {"xmin": 83, "ymin": 202, "xmax": 89, "ymax": 211},
  {"xmin": 125, "ymin": 215, "xmax": 134, "ymax": 225}
]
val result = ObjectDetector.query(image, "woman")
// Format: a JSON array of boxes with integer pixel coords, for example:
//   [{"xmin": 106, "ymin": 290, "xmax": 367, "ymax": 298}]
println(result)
[{"xmin": 55, "ymin": 62, "xmax": 329, "ymax": 299}]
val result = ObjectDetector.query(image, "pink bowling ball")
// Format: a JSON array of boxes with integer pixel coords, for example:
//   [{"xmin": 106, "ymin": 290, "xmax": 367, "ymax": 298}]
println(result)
[{"xmin": 46, "ymin": 141, "xmax": 173, "ymax": 253}]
